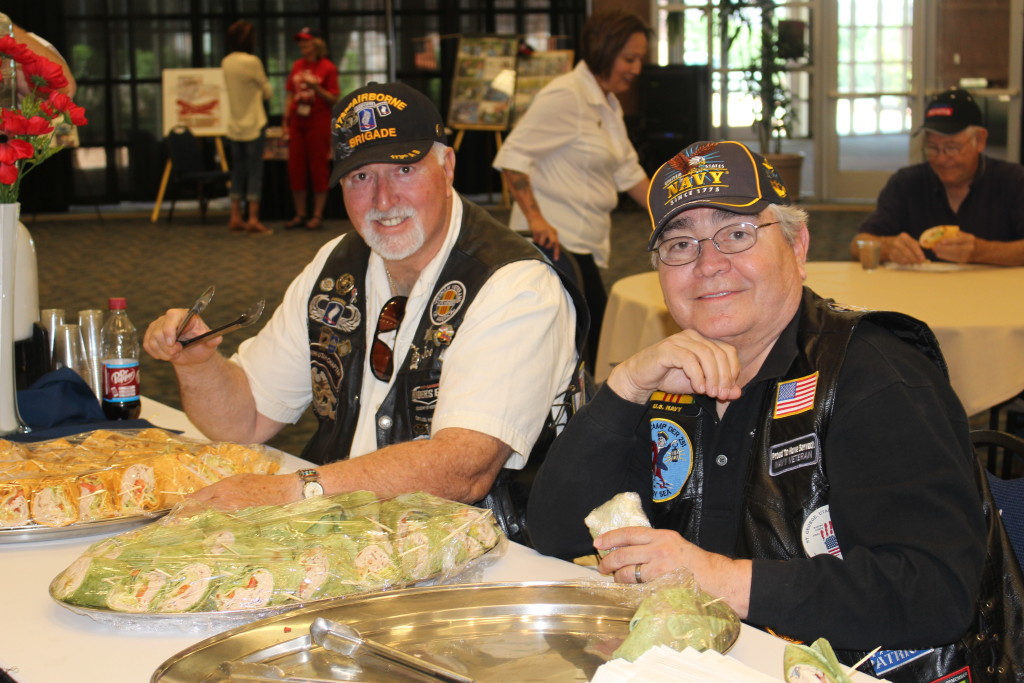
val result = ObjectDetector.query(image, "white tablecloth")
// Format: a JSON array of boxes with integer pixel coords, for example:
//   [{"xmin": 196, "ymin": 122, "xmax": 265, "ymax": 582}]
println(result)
[
  {"xmin": 595, "ymin": 263, "xmax": 1024, "ymax": 417},
  {"xmin": 0, "ymin": 398, "xmax": 881, "ymax": 682}
]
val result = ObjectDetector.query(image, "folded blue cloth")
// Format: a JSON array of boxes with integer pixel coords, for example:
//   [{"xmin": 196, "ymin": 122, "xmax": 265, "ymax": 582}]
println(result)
[{"xmin": 7, "ymin": 368, "xmax": 158, "ymax": 442}]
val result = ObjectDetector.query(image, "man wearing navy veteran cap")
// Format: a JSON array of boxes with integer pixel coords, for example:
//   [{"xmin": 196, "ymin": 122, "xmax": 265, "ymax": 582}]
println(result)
[
  {"xmin": 852, "ymin": 87, "xmax": 1024, "ymax": 265},
  {"xmin": 530, "ymin": 141, "xmax": 1022, "ymax": 682},
  {"xmin": 144, "ymin": 82, "xmax": 586, "ymax": 544}
]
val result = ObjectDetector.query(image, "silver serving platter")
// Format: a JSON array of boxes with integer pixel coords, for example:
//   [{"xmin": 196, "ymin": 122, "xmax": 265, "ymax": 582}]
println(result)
[
  {"xmin": 152, "ymin": 581, "xmax": 739, "ymax": 682},
  {"xmin": 0, "ymin": 510, "xmax": 167, "ymax": 544}
]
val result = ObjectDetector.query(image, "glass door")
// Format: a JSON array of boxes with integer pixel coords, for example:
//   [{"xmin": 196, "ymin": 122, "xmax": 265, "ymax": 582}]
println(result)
[
  {"xmin": 819, "ymin": 0, "xmax": 1022, "ymax": 202},
  {"xmin": 819, "ymin": 0, "xmax": 919, "ymax": 202}
]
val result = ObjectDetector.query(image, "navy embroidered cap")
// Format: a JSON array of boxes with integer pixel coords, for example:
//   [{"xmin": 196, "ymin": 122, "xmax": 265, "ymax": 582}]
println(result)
[{"xmin": 647, "ymin": 140, "xmax": 791, "ymax": 249}]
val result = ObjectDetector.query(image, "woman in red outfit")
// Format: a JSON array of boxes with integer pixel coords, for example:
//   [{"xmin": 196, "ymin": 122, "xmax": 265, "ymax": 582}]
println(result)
[{"xmin": 283, "ymin": 27, "xmax": 339, "ymax": 230}]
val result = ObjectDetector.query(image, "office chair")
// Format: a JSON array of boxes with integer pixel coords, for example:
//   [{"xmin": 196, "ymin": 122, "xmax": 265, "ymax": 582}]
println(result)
[{"xmin": 163, "ymin": 126, "xmax": 229, "ymax": 223}]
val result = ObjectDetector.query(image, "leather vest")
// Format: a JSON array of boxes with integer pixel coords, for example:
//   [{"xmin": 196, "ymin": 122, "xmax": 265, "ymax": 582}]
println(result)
[
  {"xmin": 647, "ymin": 289, "xmax": 1022, "ymax": 683},
  {"xmin": 301, "ymin": 200, "xmax": 588, "ymax": 542}
]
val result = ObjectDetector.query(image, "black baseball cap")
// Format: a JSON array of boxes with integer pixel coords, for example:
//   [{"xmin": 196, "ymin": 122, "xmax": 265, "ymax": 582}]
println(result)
[
  {"xmin": 647, "ymin": 140, "xmax": 791, "ymax": 249},
  {"xmin": 294, "ymin": 27, "xmax": 321, "ymax": 41},
  {"xmin": 919, "ymin": 88, "xmax": 983, "ymax": 135},
  {"xmin": 329, "ymin": 82, "xmax": 447, "ymax": 186}
]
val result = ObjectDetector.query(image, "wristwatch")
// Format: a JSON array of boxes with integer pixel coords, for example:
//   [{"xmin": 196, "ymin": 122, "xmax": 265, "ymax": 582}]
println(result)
[{"xmin": 297, "ymin": 468, "xmax": 323, "ymax": 498}]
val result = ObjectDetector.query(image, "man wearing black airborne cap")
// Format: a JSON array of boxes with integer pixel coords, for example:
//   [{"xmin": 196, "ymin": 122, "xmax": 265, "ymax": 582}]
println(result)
[
  {"xmin": 529, "ymin": 140, "xmax": 1022, "ymax": 682},
  {"xmin": 145, "ymin": 82, "xmax": 586, "ymax": 543},
  {"xmin": 853, "ymin": 87, "xmax": 1024, "ymax": 265}
]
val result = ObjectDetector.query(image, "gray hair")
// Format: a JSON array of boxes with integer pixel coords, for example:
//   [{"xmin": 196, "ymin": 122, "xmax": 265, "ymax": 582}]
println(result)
[{"xmin": 648, "ymin": 203, "xmax": 808, "ymax": 269}]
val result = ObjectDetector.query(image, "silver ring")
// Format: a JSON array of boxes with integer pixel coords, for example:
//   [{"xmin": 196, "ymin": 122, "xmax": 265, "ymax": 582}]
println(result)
[{"xmin": 634, "ymin": 564, "xmax": 643, "ymax": 584}]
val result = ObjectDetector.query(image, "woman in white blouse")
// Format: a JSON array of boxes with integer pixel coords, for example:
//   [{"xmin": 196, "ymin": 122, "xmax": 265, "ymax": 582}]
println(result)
[{"xmin": 493, "ymin": 9, "xmax": 651, "ymax": 366}]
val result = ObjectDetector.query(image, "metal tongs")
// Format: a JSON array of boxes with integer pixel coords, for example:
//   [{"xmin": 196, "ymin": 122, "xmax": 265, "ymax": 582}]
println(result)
[
  {"xmin": 175, "ymin": 285, "xmax": 266, "ymax": 349},
  {"xmin": 310, "ymin": 617, "xmax": 476, "ymax": 682}
]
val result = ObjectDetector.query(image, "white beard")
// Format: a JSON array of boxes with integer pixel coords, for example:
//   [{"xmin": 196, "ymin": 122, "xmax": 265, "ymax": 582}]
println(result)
[{"xmin": 360, "ymin": 208, "xmax": 426, "ymax": 261}]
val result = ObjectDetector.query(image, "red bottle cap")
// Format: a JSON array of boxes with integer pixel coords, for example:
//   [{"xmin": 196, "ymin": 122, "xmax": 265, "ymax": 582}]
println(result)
[{"xmin": 108, "ymin": 297, "xmax": 127, "ymax": 310}]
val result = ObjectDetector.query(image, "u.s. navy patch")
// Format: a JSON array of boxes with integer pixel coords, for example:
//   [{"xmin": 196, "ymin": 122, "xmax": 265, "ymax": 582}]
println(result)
[
  {"xmin": 649, "ymin": 419, "xmax": 693, "ymax": 502},
  {"xmin": 801, "ymin": 505, "xmax": 843, "ymax": 559},
  {"xmin": 769, "ymin": 433, "xmax": 819, "ymax": 476},
  {"xmin": 870, "ymin": 649, "xmax": 934, "ymax": 676},
  {"xmin": 430, "ymin": 281, "xmax": 466, "ymax": 324}
]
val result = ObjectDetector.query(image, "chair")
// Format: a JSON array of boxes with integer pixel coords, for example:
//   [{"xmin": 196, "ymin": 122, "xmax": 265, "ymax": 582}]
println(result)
[
  {"xmin": 971, "ymin": 429, "xmax": 1024, "ymax": 571},
  {"xmin": 161, "ymin": 126, "xmax": 230, "ymax": 223}
]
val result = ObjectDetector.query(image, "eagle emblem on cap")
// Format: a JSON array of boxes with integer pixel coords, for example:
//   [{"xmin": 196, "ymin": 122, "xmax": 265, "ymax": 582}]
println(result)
[{"xmin": 669, "ymin": 142, "xmax": 719, "ymax": 174}]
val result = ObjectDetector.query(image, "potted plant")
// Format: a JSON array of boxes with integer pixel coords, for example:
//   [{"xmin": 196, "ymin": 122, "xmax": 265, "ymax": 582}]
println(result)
[{"xmin": 722, "ymin": 0, "xmax": 806, "ymax": 198}]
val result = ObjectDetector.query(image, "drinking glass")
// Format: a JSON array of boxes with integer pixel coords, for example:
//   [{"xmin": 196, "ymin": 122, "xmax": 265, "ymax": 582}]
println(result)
[
  {"xmin": 855, "ymin": 239, "xmax": 882, "ymax": 271},
  {"xmin": 51, "ymin": 323, "xmax": 89, "ymax": 382},
  {"xmin": 40, "ymin": 308, "xmax": 64, "ymax": 367},
  {"xmin": 78, "ymin": 309, "xmax": 104, "ymax": 398}
]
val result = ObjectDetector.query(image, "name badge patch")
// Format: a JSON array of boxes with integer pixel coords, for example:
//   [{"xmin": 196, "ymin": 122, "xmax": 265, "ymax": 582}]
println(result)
[{"xmin": 769, "ymin": 433, "xmax": 820, "ymax": 476}]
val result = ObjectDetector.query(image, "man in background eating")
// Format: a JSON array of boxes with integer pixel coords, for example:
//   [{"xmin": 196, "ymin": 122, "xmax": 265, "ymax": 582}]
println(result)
[
  {"xmin": 850, "ymin": 87, "xmax": 1024, "ymax": 265},
  {"xmin": 144, "ymin": 82, "xmax": 584, "ymax": 543}
]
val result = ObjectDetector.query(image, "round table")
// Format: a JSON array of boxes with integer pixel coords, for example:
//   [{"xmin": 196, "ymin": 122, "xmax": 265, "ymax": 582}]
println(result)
[{"xmin": 595, "ymin": 262, "xmax": 1024, "ymax": 417}]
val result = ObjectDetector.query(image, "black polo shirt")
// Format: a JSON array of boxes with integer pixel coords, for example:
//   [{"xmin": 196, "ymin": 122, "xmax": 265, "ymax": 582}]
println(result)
[{"xmin": 860, "ymin": 155, "xmax": 1024, "ymax": 243}]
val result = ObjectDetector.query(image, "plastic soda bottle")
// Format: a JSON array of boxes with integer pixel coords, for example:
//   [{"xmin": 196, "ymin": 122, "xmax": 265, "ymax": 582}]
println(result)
[{"xmin": 101, "ymin": 297, "xmax": 141, "ymax": 420}]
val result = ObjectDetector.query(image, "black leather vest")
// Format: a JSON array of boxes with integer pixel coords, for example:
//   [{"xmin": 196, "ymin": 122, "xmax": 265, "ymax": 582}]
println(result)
[
  {"xmin": 301, "ymin": 200, "xmax": 588, "ymax": 543},
  {"xmin": 647, "ymin": 289, "xmax": 1022, "ymax": 683}
]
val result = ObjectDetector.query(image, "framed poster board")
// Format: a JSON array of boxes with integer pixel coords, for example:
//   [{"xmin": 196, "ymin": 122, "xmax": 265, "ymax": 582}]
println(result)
[
  {"xmin": 448, "ymin": 35, "xmax": 518, "ymax": 131},
  {"xmin": 161, "ymin": 68, "xmax": 228, "ymax": 136},
  {"xmin": 510, "ymin": 49, "xmax": 574, "ymax": 128}
]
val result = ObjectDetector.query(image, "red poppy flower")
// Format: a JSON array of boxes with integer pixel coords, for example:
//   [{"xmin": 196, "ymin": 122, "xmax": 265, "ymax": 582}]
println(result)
[
  {"xmin": 0, "ymin": 111, "xmax": 35, "ymax": 164},
  {"xmin": 67, "ymin": 104, "xmax": 88, "ymax": 127},
  {"xmin": 20, "ymin": 55, "xmax": 68, "ymax": 94},
  {"xmin": 0, "ymin": 37, "xmax": 36, "ymax": 65},
  {"xmin": 47, "ymin": 91, "xmax": 73, "ymax": 114},
  {"xmin": 0, "ymin": 161, "xmax": 19, "ymax": 185}
]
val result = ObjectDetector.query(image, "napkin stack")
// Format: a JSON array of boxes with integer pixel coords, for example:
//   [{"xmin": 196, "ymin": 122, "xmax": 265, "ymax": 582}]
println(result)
[{"xmin": 591, "ymin": 646, "xmax": 782, "ymax": 682}]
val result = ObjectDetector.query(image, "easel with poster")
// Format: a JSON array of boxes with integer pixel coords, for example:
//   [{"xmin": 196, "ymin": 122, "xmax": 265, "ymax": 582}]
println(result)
[
  {"xmin": 447, "ymin": 35, "xmax": 518, "ymax": 205},
  {"xmin": 509, "ymin": 49, "xmax": 573, "ymax": 127},
  {"xmin": 151, "ymin": 68, "xmax": 230, "ymax": 222}
]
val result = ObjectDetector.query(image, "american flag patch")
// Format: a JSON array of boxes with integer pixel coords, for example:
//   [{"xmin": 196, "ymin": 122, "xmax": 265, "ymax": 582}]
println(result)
[{"xmin": 773, "ymin": 372, "xmax": 818, "ymax": 418}]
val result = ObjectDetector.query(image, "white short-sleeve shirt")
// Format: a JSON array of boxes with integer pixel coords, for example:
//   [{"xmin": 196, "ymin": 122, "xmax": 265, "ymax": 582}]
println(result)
[
  {"xmin": 492, "ymin": 61, "xmax": 647, "ymax": 268},
  {"xmin": 233, "ymin": 195, "xmax": 577, "ymax": 469}
]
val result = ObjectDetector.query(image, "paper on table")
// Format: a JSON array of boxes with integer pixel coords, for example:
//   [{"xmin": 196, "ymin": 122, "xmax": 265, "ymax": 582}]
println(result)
[
  {"xmin": 883, "ymin": 261, "xmax": 980, "ymax": 273},
  {"xmin": 590, "ymin": 645, "xmax": 781, "ymax": 682}
]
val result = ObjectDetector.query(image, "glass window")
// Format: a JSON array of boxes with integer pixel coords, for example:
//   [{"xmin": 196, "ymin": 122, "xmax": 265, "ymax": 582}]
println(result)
[{"xmin": 67, "ymin": 20, "xmax": 109, "ymax": 81}]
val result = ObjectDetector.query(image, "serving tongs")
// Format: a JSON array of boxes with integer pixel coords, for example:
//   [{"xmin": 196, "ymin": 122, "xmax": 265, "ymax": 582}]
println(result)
[
  {"xmin": 310, "ymin": 617, "xmax": 476, "ymax": 682},
  {"xmin": 176, "ymin": 287, "xmax": 266, "ymax": 349}
]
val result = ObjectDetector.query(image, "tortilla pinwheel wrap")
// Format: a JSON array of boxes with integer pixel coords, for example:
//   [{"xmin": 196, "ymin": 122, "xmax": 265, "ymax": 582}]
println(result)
[
  {"xmin": 51, "ymin": 491, "xmax": 504, "ymax": 616},
  {"xmin": 609, "ymin": 568, "xmax": 741, "ymax": 662}
]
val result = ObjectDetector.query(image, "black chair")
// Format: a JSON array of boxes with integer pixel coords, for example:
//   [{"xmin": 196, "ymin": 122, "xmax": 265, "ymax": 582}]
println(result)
[
  {"xmin": 163, "ymin": 125, "xmax": 230, "ymax": 223},
  {"xmin": 971, "ymin": 429, "xmax": 1024, "ymax": 571}
]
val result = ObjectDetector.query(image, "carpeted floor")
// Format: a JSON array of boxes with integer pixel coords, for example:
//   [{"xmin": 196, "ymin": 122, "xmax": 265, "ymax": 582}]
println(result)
[{"xmin": 23, "ymin": 199, "xmax": 870, "ymax": 456}]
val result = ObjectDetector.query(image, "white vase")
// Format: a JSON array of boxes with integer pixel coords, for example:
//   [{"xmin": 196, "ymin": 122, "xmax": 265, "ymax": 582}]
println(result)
[{"xmin": 0, "ymin": 202, "xmax": 28, "ymax": 434}]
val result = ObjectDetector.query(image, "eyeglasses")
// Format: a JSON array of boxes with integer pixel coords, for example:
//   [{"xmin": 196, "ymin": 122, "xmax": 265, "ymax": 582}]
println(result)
[
  {"xmin": 370, "ymin": 295, "xmax": 407, "ymax": 381},
  {"xmin": 924, "ymin": 140, "xmax": 972, "ymax": 159},
  {"xmin": 652, "ymin": 221, "xmax": 780, "ymax": 266}
]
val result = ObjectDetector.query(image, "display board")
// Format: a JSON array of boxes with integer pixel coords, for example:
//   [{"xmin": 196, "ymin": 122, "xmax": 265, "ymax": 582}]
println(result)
[
  {"xmin": 510, "ymin": 50, "xmax": 574, "ymax": 127},
  {"xmin": 160, "ymin": 68, "xmax": 228, "ymax": 137},
  {"xmin": 448, "ymin": 35, "xmax": 518, "ymax": 131}
]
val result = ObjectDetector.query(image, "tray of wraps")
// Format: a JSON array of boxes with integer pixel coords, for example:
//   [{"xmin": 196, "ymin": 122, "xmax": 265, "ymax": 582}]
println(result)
[
  {"xmin": 50, "ymin": 490, "xmax": 504, "ymax": 632},
  {"xmin": 151, "ymin": 580, "xmax": 741, "ymax": 682},
  {"xmin": 0, "ymin": 428, "xmax": 282, "ymax": 541}
]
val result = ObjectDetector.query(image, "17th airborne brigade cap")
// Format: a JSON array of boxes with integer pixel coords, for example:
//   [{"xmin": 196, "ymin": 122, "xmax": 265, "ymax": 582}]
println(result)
[{"xmin": 329, "ymin": 82, "xmax": 448, "ymax": 187}]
